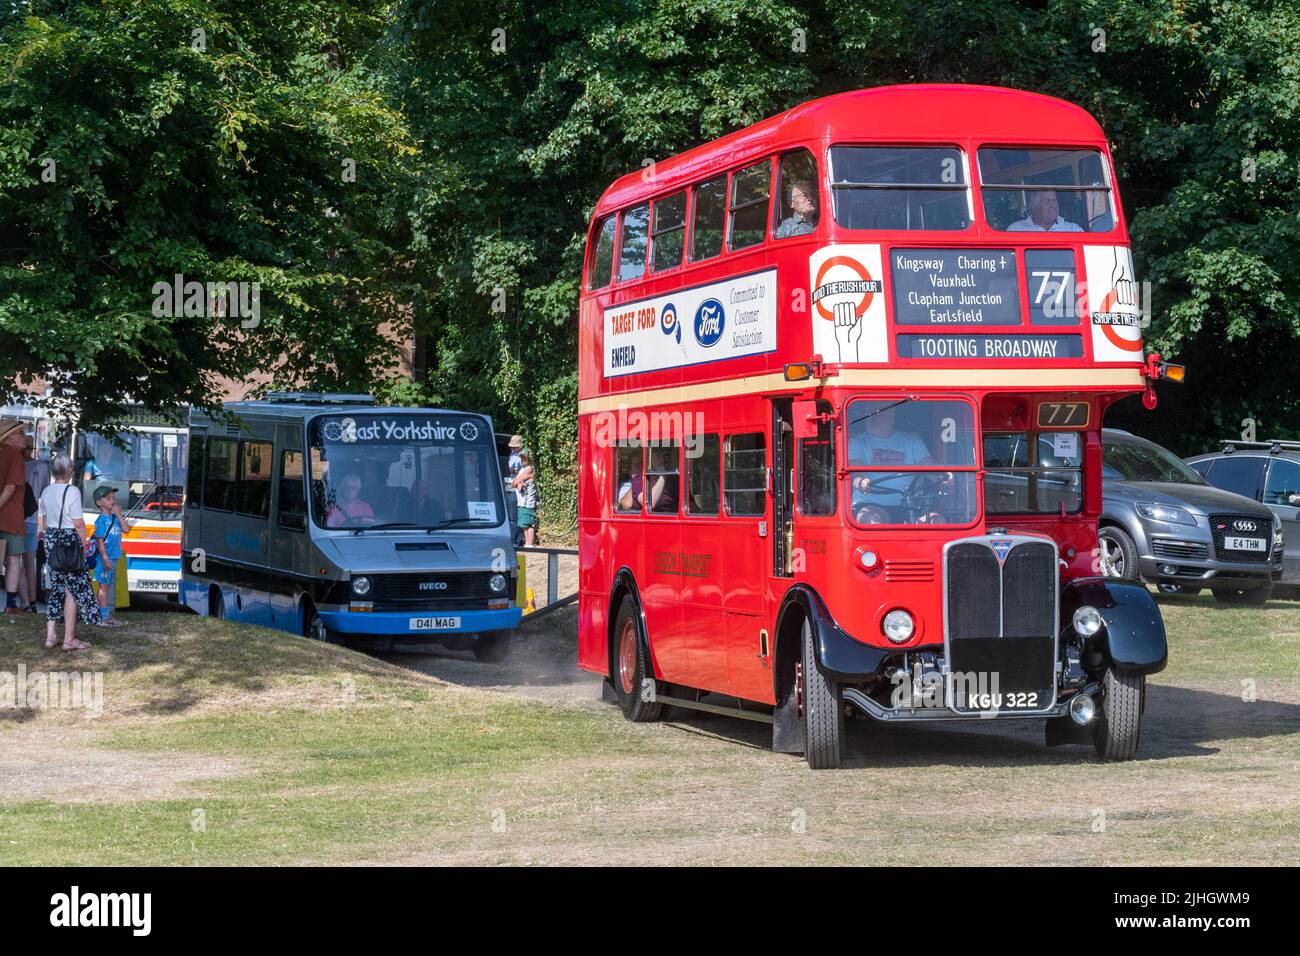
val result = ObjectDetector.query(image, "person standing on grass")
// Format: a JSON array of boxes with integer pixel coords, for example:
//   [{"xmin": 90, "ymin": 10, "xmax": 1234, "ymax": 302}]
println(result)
[
  {"xmin": 21, "ymin": 435, "xmax": 49, "ymax": 613},
  {"xmin": 36, "ymin": 453, "xmax": 99, "ymax": 650},
  {"xmin": 91, "ymin": 485, "xmax": 129, "ymax": 627},
  {"xmin": 0, "ymin": 418, "xmax": 31, "ymax": 615},
  {"xmin": 512, "ymin": 450, "xmax": 539, "ymax": 546}
]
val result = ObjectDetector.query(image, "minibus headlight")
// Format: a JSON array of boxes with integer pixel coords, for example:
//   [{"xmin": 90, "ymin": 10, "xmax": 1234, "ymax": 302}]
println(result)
[
  {"xmin": 352, "ymin": 576, "xmax": 372, "ymax": 597},
  {"xmin": 489, "ymin": 573, "xmax": 508, "ymax": 593},
  {"xmin": 1073, "ymin": 605, "xmax": 1103, "ymax": 637},
  {"xmin": 882, "ymin": 609, "xmax": 914, "ymax": 644}
]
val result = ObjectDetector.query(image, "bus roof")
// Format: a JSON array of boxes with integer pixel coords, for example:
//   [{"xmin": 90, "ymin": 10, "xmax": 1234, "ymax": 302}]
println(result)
[{"xmin": 594, "ymin": 84, "xmax": 1107, "ymax": 217}]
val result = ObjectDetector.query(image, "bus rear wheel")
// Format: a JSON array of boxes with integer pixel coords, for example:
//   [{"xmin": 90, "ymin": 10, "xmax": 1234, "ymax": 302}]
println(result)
[
  {"xmin": 801, "ymin": 618, "xmax": 844, "ymax": 769},
  {"xmin": 1092, "ymin": 667, "xmax": 1143, "ymax": 761},
  {"xmin": 473, "ymin": 630, "xmax": 512, "ymax": 662},
  {"xmin": 610, "ymin": 596, "xmax": 662, "ymax": 722}
]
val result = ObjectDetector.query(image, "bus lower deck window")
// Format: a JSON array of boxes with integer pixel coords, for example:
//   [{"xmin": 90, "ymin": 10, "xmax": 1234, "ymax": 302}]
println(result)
[
  {"xmin": 724, "ymin": 433, "xmax": 766, "ymax": 516},
  {"xmin": 687, "ymin": 434, "xmax": 720, "ymax": 515},
  {"xmin": 614, "ymin": 442, "xmax": 643, "ymax": 513},
  {"xmin": 647, "ymin": 443, "xmax": 681, "ymax": 514},
  {"xmin": 983, "ymin": 431, "xmax": 1083, "ymax": 514}
]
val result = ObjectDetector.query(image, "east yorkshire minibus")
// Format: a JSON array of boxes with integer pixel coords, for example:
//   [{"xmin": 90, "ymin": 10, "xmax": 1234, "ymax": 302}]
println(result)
[
  {"xmin": 180, "ymin": 394, "xmax": 522, "ymax": 660},
  {"xmin": 577, "ymin": 84, "xmax": 1177, "ymax": 768}
]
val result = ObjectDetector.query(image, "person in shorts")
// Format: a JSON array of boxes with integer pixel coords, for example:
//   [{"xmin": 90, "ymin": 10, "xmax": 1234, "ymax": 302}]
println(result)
[
  {"xmin": 512, "ymin": 450, "xmax": 539, "ymax": 546},
  {"xmin": 91, "ymin": 485, "xmax": 130, "ymax": 627}
]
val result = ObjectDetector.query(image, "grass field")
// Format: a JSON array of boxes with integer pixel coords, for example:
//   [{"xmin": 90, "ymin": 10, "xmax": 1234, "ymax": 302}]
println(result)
[{"xmin": 1, "ymin": 590, "xmax": 1298, "ymax": 866}]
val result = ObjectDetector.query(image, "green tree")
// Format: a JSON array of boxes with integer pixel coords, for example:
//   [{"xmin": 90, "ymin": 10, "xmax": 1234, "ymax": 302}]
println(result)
[{"xmin": 0, "ymin": 0, "xmax": 421, "ymax": 426}]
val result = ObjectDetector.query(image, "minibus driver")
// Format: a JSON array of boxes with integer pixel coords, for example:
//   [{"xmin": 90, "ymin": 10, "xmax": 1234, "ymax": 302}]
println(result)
[{"xmin": 326, "ymin": 473, "xmax": 376, "ymax": 527}]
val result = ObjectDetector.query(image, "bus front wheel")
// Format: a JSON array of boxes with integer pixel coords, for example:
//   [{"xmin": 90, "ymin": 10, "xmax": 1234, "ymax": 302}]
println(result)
[
  {"xmin": 610, "ymin": 595, "xmax": 663, "ymax": 722},
  {"xmin": 1092, "ymin": 667, "xmax": 1143, "ymax": 761},
  {"xmin": 801, "ymin": 618, "xmax": 844, "ymax": 769},
  {"xmin": 473, "ymin": 630, "xmax": 512, "ymax": 662},
  {"xmin": 303, "ymin": 604, "xmax": 344, "ymax": 645}
]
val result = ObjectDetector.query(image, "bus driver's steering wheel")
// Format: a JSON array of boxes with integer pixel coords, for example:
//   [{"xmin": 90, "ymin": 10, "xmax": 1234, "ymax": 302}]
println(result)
[{"xmin": 851, "ymin": 472, "xmax": 954, "ymax": 525}]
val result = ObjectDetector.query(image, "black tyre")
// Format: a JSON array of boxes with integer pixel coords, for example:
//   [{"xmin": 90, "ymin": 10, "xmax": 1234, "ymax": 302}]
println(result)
[
  {"xmin": 1157, "ymin": 583, "xmax": 1199, "ymax": 595},
  {"xmin": 801, "ymin": 618, "xmax": 844, "ymax": 769},
  {"xmin": 209, "ymin": 586, "xmax": 225, "ymax": 620},
  {"xmin": 1098, "ymin": 525, "xmax": 1139, "ymax": 581},
  {"xmin": 1212, "ymin": 586, "xmax": 1271, "ymax": 606},
  {"xmin": 610, "ymin": 596, "xmax": 663, "ymax": 722},
  {"xmin": 304, "ymin": 604, "xmax": 345, "ymax": 645},
  {"xmin": 473, "ymin": 630, "xmax": 513, "ymax": 662},
  {"xmin": 1092, "ymin": 668, "xmax": 1143, "ymax": 761}
]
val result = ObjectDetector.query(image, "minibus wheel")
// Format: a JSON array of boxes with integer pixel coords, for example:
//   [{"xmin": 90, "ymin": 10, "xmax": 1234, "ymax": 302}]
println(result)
[
  {"xmin": 303, "ymin": 604, "xmax": 343, "ymax": 645},
  {"xmin": 1092, "ymin": 667, "xmax": 1143, "ymax": 761},
  {"xmin": 472, "ymin": 630, "xmax": 512, "ymax": 662},
  {"xmin": 209, "ymin": 586, "xmax": 224, "ymax": 620},
  {"xmin": 610, "ymin": 596, "xmax": 663, "ymax": 722},
  {"xmin": 801, "ymin": 618, "xmax": 844, "ymax": 769}
]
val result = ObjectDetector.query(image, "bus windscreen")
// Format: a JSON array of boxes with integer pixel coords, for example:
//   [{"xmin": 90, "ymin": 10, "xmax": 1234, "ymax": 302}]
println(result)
[
  {"xmin": 308, "ymin": 414, "xmax": 504, "ymax": 530},
  {"xmin": 80, "ymin": 431, "xmax": 188, "ymax": 518}
]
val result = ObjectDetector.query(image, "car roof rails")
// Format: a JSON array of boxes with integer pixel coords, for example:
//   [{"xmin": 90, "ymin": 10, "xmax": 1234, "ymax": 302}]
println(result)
[
  {"xmin": 1219, "ymin": 438, "xmax": 1300, "ymax": 455},
  {"xmin": 264, "ymin": 391, "xmax": 375, "ymax": 405}
]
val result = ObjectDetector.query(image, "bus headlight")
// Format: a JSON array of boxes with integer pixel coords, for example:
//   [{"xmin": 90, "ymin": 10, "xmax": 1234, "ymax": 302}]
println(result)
[
  {"xmin": 489, "ymin": 573, "xmax": 508, "ymax": 593},
  {"xmin": 352, "ymin": 576, "xmax": 372, "ymax": 597},
  {"xmin": 1073, "ymin": 605, "xmax": 1102, "ymax": 637},
  {"xmin": 882, "ymin": 609, "xmax": 914, "ymax": 644}
]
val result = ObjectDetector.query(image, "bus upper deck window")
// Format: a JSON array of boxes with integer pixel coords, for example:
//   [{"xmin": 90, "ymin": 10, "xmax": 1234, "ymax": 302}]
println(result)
[
  {"xmin": 589, "ymin": 215, "xmax": 617, "ymax": 290},
  {"xmin": 774, "ymin": 149, "xmax": 819, "ymax": 239},
  {"xmin": 690, "ymin": 175, "xmax": 727, "ymax": 261},
  {"xmin": 728, "ymin": 161, "xmax": 771, "ymax": 250},
  {"xmin": 829, "ymin": 146, "xmax": 970, "ymax": 231},
  {"xmin": 978, "ymin": 147, "xmax": 1114, "ymax": 232},
  {"xmin": 651, "ymin": 192, "xmax": 687, "ymax": 273},
  {"xmin": 618, "ymin": 204, "xmax": 649, "ymax": 282}
]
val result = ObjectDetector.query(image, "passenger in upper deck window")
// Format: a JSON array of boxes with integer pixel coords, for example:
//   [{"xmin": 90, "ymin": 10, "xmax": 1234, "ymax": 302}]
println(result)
[
  {"xmin": 775, "ymin": 180, "xmax": 819, "ymax": 238},
  {"xmin": 1006, "ymin": 190, "xmax": 1083, "ymax": 232}
]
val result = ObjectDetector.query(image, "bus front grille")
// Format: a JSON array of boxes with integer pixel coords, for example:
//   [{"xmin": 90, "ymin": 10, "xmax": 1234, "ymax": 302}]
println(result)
[
  {"xmin": 366, "ymin": 572, "xmax": 500, "ymax": 611},
  {"xmin": 943, "ymin": 535, "xmax": 1058, "ymax": 713}
]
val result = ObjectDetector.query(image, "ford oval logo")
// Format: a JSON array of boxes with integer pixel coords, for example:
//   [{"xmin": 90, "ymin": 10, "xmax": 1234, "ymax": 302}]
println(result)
[
  {"xmin": 694, "ymin": 298, "xmax": 725, "ymax": 347},
  {"xmin": 1233, "ymin": 519, "xmax": 1258, "ymax": 532}
]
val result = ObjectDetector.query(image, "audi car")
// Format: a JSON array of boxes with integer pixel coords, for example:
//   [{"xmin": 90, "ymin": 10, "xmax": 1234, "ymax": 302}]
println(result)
[{"xmin": 1100, "ymin": 429, "xmax": 1282, "ymax": 603}]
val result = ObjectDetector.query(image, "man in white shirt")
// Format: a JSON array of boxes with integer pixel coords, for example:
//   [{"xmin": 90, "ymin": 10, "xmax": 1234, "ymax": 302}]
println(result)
[
  {"xmin": 1006, "ymin": 190, "xmax": 1083, "ymax": 232},
  {"xmin": 848, "ymin": 407, "xmax": 938, "ymax": 521}
]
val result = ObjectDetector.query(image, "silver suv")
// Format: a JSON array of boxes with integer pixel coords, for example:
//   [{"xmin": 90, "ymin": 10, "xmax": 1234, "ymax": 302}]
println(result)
[
  {"xmin": 1186, "ymin": 440, "xmax": 1300, "ymax": 595},
  {"xmin": 1100, "ymin": 429, "xmax": 1282, "ymax": 604}
]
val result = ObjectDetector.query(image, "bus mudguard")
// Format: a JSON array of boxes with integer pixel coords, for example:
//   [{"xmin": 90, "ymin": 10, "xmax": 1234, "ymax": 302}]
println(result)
[
  {"xmin": 1061, "ymin": 577, "xmax": 1167, "ymax": 676},
  {"xmin": 778, "ymin": 585, "xmax": 892, "ymax": 683}
]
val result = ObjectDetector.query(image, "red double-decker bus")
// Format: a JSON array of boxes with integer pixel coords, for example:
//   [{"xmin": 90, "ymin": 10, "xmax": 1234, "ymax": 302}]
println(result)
[{"xmin": 577, "ymin": 85, "xmax": 1176, "ymax": 768}]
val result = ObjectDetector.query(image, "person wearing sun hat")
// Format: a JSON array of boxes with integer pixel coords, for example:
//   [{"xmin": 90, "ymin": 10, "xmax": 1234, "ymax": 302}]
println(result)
[
  {"xmin": 506, "ymin": 434, "xmax": 524, "ymax": 480},
  {"xmin": 0, "ymin": 418, "xmax": 32, "ymax": 614}
]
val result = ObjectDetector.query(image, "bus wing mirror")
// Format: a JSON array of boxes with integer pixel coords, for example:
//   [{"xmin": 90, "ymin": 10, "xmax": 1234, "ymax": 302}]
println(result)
[{"xmin": 792, "ymin": 400, "xmax": 820, "ymax": 440}]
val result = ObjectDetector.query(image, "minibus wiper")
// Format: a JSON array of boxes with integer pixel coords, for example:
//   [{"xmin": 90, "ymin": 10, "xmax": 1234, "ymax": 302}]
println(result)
[
  {"xmin": 359, "ymin": 522, "xmax": 419, "ymax": 533},
  {"xmin": 425, "ymin": 517, "xmax": 486, "ymax": 532}
]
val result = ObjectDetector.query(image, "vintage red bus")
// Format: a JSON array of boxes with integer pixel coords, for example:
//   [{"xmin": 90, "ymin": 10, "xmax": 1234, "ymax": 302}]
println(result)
[{"xmin": 577, "ymin": 85, "xmax": 1175, "ymax": 768}]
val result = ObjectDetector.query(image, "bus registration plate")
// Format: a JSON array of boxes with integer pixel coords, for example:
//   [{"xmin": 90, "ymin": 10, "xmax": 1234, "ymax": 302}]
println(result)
[{"xmin": 409, "ymin": 616, "xmax": 461, "ymax": 631}]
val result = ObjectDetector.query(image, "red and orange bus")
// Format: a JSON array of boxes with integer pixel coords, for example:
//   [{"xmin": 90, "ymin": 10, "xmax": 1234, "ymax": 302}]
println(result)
[{"xmin": 577, "ymin": 85, "xmax": 1175, "ymax": 768}]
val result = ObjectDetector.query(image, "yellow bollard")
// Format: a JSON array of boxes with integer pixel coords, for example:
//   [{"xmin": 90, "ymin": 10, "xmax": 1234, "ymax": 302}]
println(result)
[{"xmin": 524, "ymin": 587, "xmax": 536, "ymax": 614}]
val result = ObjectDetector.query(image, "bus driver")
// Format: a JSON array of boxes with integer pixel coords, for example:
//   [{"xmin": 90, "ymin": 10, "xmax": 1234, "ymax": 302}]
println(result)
[
  {"xmin": 848, "ymin": 406, "xmax": 945, "ymax": 523},
  {"xmin": 326, "ymin": 473, "xmax": 376, "ymax": 527}
]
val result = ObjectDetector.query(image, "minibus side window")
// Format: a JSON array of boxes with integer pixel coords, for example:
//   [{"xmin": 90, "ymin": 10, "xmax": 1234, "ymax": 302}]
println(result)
[
  {"xmin": 186, "ymin": 434, "xmax": 205, "ymax": 510},
  {"xmin": 773, "ymin": 149, "xmax": 820, "ymax": 239},
  {"xmin": 237, "ymin": 441, "xmax": 273, "ymax": 519},
  {"xmin": 618, "ymin": 204, "xmax": 650, "ymax": 282},
  {"xmin": 647, "ymin": 442, "xmax": 681, "ymax": 514},
  {"xmin": 589, "ymin": 215, "xmax": 617, "ymax": 290},
  {"xmin": 651, "ymin": 192, "xmax": 687, "ymax": 273},
  {"xmin": 729, "ymin": 161, "xmax": 771, "ymax": 250},
  {"xmin": 687, "ymin": 434, "xmax": 721, "ymax": 515},
  {"xmin": 614, "ymin": 441, "xmax": 644, "ymax": 514},
  {"xmin": 725, "ymin": 433, "xmax": 767, "ymax": 516},
  {"xmin": 278, "ymin": 450, "xmax": 307, "ymax": 530},
  {"xmin": 691, "ymin": 175, "xmax": 727, "ymax": 261},
  {"xmin": 798, "ymin": 400, "xmax": 836, "ymax": 516},
  {"xmin": 204, "ymin": 437, "xmax": 237, "ymax": 512}
]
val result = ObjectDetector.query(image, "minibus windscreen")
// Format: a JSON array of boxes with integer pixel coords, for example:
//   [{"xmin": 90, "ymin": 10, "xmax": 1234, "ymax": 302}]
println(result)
[{"xmin": 308, "ymin": 414, "xmax": 504, "ymax": 530}]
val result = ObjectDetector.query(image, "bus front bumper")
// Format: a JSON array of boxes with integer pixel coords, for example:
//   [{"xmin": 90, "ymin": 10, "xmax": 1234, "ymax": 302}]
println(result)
[{"xmin": 318, "ymin": 607, "xmax": 523, "ymax": 637}]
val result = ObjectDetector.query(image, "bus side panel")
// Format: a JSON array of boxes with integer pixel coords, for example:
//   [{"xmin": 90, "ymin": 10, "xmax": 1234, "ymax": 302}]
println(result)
[
  {"xmin": 679, "ymin": 399, "xmax": 728, "ymax": 695},
  {"xmin": 721, "ymin": 397, "xmax": 772, "ymax": 702}
]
